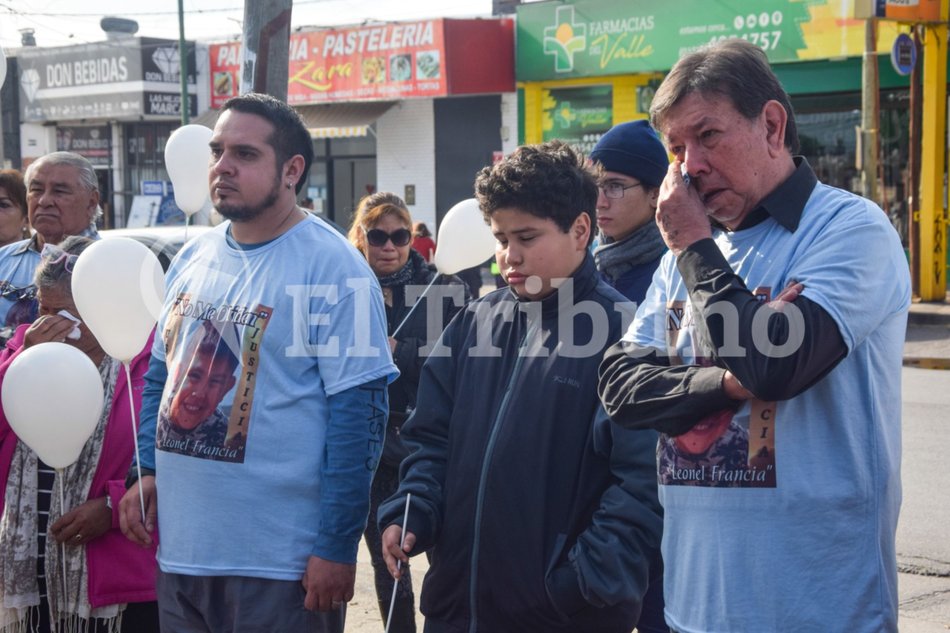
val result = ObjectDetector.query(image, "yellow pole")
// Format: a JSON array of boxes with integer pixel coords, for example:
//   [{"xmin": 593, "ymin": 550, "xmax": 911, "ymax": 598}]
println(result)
[
  {"xmin": 522, "ymin": 84, "xmax": 544, "ymax": 145},
  {"xmin": 918, "ymin": 0, "xmax": 948, "ymax": 300}
]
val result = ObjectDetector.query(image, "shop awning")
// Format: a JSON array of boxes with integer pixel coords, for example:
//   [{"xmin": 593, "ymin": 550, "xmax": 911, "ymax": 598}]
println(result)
[{"xmin": 295, "ymin": 101, "xmax": 395, "ymax": 138}]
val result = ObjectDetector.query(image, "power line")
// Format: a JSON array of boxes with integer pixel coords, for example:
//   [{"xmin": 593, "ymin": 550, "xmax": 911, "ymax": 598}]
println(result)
[{"xmin": 1, "ymin": 0, "xmax": 338, "ymax": 18}]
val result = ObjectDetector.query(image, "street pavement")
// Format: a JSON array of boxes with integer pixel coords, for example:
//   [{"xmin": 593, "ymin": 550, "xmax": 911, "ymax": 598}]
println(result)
[{"xmin": 347, "ymin": 302, "xmax": 950, "ymax": 632}]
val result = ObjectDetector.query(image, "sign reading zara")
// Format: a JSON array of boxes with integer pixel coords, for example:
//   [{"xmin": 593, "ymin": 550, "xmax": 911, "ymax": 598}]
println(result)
[{"xmin": 209, "ymin": 21, "xmax": 448, "ymax": 107}]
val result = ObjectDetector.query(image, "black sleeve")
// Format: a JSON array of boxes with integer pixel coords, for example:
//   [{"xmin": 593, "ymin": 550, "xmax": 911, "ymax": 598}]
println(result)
[
  {"xmin": 677, "ymin": 238, "xmax": 847, "ymax": 402},
  {"xmin": 392, "ymin": 278, "xmax": 468, "ymax": 390},
  {"xmin": 598, "ymin": 341, "xmax": 737, "ymax": 436}
]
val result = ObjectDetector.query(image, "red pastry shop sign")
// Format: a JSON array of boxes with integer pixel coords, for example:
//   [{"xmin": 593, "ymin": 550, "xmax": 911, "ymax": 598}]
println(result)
[{"xmin": 210, "ymin": 20, "xmax": 448, "ymax": 106}]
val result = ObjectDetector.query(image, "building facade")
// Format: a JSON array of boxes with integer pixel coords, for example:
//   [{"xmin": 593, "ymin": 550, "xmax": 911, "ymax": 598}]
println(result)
[
  {"xmin": 515, "ymin": 0, "xmax": 939, "ymax": 255},
  {"xmin": 12, "ymin": 37, "xmax": 201, "ymax": 228},
  {"xmin": 207, "ymin": 17, "xmax": 515, "ymax": 233}
]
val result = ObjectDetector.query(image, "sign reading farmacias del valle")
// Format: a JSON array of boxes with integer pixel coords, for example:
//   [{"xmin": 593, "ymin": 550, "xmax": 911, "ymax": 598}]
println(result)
[
  {"xmin": 517, "ymin": 0, "xmax": 890, "ymax": 81},
  {"xmin": 210, "ymin": 20, "xmax": 447, "ymax": 106}
]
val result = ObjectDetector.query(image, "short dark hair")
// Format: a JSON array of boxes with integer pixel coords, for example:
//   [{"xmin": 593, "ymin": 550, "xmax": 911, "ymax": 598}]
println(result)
[
  {"xmin": 474, "ymin": 140, "xmax": 598, "ymax": 244},
  {"xmin": 197, "ymin": 320, "xmax": 240, "ymax": 374},
  {"xmin": 221, "ymin": 93, "xmax": 313, "ymax": 195},
  {"xmin": 0, "ymin": 169, "xmax": 27, "ymax": 216},
  {"xmin": 650, "ymin": 39, "xmax": 799, "ymax": 153}
]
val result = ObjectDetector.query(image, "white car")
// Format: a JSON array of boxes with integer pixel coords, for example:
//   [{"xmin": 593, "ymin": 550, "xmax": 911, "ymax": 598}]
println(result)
[{"xmin": 100, "ymin": 225, "xmax": 213, "ymax": 271}]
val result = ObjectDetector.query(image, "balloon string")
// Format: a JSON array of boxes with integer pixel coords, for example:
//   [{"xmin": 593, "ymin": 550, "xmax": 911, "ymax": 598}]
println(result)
[
  {"xmin": 384, "ymin": 492, "xmax": 411, "ymax": 633},
  {"xmin": 390, "ymin": 275, "xmax": 440, "ymax": 339},
  {"xmin": 123, "ymin": 362, "xmax": 147, "ymax": 523},
  {"xmin": 58, "ymin": 473, "xmax": 67, "ymax": 620}
]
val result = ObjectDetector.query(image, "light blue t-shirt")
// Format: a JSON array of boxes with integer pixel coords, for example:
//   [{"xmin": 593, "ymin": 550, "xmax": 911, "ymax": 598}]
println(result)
[
  {"xmin": 153, "ymin": 216, "xmax": 397, "ymax": 580},
  {"xmin": 627, "ymin": 183, "xmax": 910, "ymax": 632},
  {"xmin": 0, "ymin": 239, "xmax": 41, "ymax": 335}
]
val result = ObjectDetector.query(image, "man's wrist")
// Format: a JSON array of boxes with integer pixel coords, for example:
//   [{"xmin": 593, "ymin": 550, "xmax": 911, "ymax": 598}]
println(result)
[{"xmin": 125, "ymin": 465, "xmax": 156, "ymax": 489}]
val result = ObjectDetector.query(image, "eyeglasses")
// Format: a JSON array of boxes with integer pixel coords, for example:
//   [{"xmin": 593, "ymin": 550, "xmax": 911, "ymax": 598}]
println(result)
[
  {"xmin": 598, "ymin": 182, "xmax": 643, "ymax": 200},
  {"xmin": 0, "ymin": 281, "xmax": 37, "ymax": 301},
  {"xmin": 365, "ymin": 227, "xmax": 412, "ymax": 248},
  {"xmin": 40, "ymin": 243, "xmax": 80, "ymax": 273}
]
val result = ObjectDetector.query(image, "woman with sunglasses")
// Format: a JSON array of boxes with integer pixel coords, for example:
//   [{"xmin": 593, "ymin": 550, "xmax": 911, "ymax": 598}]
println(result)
[
  {"xmin": 0, "ymin": 237, "xmax": 159, "ymax": 633},
  {"xmin": 347, "ymin": 192, "xmax": 469, "ymax": 633}
]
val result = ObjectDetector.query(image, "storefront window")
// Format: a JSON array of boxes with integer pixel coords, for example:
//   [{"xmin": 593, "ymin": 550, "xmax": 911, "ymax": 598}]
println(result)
[
  {"xmin": 541, "ymin": 85, "xmax": 613, "ymax": 154},
  {"xmin": 124, "ymin": 122, "xmax": 176, "ymax": 225},
  {"xmin": 793, "ymin": 90, "xmax": 909, "ymax": 244},
  {"xmin": 308, "ymin": 129, "xmax": 377, "ymax": 225}
]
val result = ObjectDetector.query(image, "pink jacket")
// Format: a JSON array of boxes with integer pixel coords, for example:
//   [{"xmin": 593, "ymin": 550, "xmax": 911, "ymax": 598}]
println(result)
[{"xmin": 0, "ymin": 326, "xmax": 157, "ymax": 607}]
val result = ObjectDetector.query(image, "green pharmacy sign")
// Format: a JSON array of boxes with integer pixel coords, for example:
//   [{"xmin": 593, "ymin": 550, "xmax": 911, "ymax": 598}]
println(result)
[{"xmin": 518, "ymin": 0, "xmax": 815, "ymax": 81}]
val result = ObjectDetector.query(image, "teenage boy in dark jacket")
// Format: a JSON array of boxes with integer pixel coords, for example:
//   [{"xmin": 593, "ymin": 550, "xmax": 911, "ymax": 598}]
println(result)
[{"xmin": 378, "ymin": 141, "xmax": 663, "ymax": 633}]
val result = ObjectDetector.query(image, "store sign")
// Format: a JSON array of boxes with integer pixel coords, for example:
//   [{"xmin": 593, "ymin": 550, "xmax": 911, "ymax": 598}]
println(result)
[
  {"xmin": 885, "ymin": 0, "xmax": 940, "ymax": 20},
  {"xmin": 17, "ymin": 38, "xmax": 197, "ymax": 122},
  {"xmin": 209, "ymin": 20, "xmax": 448, "ymax": 106},
  {"xmin": 56, "ymin": 125, "xmax": 112, "ymax": 167},
  {"xmin": 541, "ymin": 85, "xmax": 613, "ymax": 154},
  {"xmin": 890, "ymin": 33, "xmax": 916, "ymax": 75},
  {"xmin": 517, "ymin": 0, "xmax": 885, "ymax": 80}
]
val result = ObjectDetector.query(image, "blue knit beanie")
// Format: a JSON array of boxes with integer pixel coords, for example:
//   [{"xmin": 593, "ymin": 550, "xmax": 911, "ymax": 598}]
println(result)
[{"xmin": 589, "ymin": 120, "xmax": 669, "ymax": 188}]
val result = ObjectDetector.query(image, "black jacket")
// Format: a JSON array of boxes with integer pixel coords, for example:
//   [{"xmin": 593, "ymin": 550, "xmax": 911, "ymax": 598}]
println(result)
[
  {"xmin": 378, "ymin": 255, "xmax": 663, "ymax": 633},
  {"xmin": 382, "ymin": 254, "xmax": 469, "ymax": 466}
]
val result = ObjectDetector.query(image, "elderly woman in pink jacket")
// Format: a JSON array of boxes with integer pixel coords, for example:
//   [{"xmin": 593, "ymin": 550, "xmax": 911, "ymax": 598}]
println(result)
[{"xmin": 0, "ymin": 236, "xmax": 158, "ymax": 633}]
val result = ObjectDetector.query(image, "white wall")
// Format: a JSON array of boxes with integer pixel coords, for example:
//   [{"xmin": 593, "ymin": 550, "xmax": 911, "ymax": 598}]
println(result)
[
  {"xmin": 500, "ymin": 91, "xmax": 519, "ymax": 157},
  {"xmin": 19, "ymin": 122, "xmax": 55, "ymax": 163},
  {"xmin": 376, "ymin": 99, "xmax": 437, "ymax": 232}
]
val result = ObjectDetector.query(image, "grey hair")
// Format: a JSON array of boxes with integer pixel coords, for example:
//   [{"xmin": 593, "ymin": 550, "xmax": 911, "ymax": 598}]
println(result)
[
  {"xmin": 34, "ymin": 235, "xmax": 94, "ymax": 299},
  {"xmin": 24, "ymin": 151, "xmax": 99, "ymax": 194},
  {"xmin": 25, "ymin": 152, "xmax": 103, "ymax": 224},
  {"xmin": 650, "ymin": 38, "xmax": 799, "ymax": 153}
]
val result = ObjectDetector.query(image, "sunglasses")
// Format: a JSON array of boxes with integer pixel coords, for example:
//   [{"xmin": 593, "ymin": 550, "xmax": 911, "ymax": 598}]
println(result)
[
  {"xmin": 0, "ymin": 281, "xmax": 37, "ymax": 301},
  {"xmin": 40, "ymin": 243, "xmax": 79, "ymax": 273},
  {"xmin": 365, "ymin": 227, "xmax": 412, "ymax": 248}
]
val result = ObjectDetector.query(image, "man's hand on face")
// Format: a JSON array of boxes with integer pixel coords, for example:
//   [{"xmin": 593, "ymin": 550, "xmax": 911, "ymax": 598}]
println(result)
[{"xmin": 656, "ymin": 161, "xmax": 714, "ymax": 256}]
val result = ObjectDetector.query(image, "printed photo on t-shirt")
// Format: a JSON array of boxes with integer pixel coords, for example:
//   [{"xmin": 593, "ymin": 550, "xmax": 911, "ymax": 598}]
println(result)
[
  {"xmin": 658, "ymin": 294, "xmax": 777, "ymax": 488},
  {"xmin": 156, "ymin": 292, "xmax": 273, "ymax": 463}
]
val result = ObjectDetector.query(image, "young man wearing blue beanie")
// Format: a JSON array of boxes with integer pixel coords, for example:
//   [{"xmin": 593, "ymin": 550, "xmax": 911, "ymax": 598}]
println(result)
[
  {"xmin": 589, "ymin": 119, "xmax": 669, "ymax": 306},
  {"xmin": 588, "ymin": 120, "xmax": 668, "ymax": 633}
]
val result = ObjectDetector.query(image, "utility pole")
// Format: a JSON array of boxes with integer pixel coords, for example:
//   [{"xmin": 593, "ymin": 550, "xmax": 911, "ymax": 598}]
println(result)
[
  {"xmin": 240, "ymin": 0, "xmax": 293, "ymax": 100},
  {"xmin": 908, "ymin": 27, "xmax": 923, "ymax": 299},
  {"xmin": 861, "ymin": 17, "xmax": 880, "ymax": 205},
  {"xmin": 178, "ymin": 0, "xmax": 189, "ymax": 125},
  {"xmin": 493, "ymin": 0, "xmax": 521, "ymax": 15},
  {"xmin": 918, "ymin": 0, "xmax": 948, "ymax": 301}
]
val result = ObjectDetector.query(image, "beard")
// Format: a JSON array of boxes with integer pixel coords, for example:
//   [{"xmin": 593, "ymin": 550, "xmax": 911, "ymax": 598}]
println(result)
[{"xmin": 213, "ymin": 179, "xmax": 281, "ymax": 222}]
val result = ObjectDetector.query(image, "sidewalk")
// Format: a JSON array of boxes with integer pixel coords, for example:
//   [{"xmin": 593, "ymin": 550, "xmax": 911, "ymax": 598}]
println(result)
[{"xmin": 905, "ymin": 295, "xmax": 950, "ymax": 368}]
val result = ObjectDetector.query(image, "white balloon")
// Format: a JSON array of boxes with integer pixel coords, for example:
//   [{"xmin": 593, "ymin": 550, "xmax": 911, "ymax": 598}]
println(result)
[
  {"xmin": 0, "ymin": 45, "xmax": 6, "ymax": 89},
  {"xmin": 1, "ymin": 343, "xmax": 104, "ymax": 469},
  {"xmin": 71, "ymin": 238, "xmax": 165, "ymax": 362},
  {"xmin": 164, "ymin": 124, "xmax": 213, "ymax": 216},
  {"xmin": 433, "ymin": 199, "xmax": 496, "ymax": 275}
]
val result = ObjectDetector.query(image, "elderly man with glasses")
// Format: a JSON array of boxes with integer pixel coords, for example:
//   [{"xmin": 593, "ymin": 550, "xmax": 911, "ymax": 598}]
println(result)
[{"xmin": 0, "ymin": 152, "xmax": 101, "ymax": 342}]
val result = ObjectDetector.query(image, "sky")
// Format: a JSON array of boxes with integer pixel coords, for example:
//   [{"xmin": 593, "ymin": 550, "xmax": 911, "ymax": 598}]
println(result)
[{"xmin": 0, "ymin": 0, "xmax": 496, "ymax": 51}]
